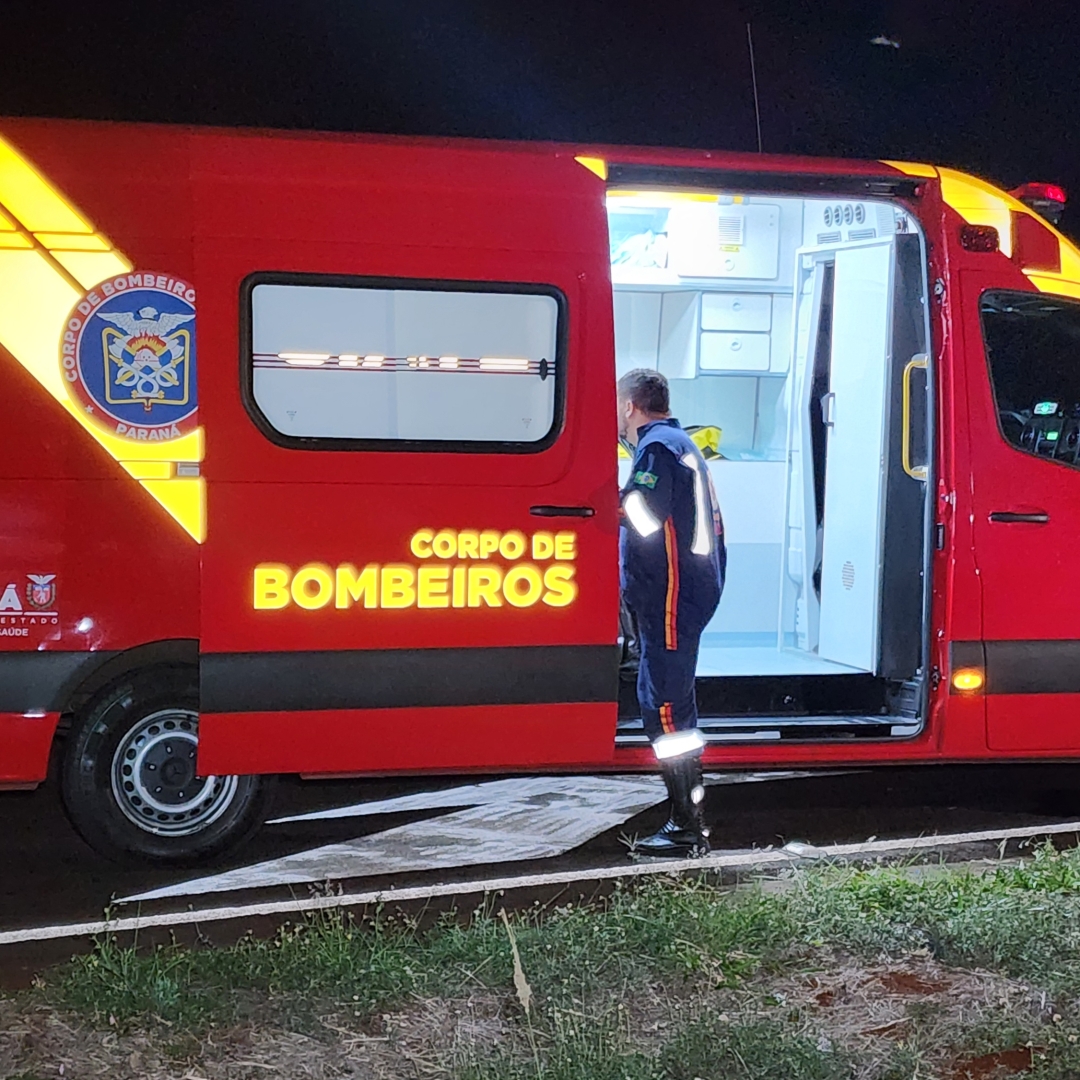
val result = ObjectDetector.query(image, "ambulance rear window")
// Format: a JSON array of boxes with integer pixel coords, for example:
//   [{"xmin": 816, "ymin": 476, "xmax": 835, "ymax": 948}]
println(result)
[
  {"xmin": 981, "ymin": 290, "xmax": 1080, "ymax": 467},
  {"xmin": 243, "ymin": 275, "xmax": 564, "ymax": 452}
]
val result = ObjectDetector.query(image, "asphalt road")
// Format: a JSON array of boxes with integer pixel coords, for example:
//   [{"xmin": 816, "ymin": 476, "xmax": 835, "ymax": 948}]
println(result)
[{"xmin": 5, "ymin": 761, "xmax": 1080, "ymax": 942}]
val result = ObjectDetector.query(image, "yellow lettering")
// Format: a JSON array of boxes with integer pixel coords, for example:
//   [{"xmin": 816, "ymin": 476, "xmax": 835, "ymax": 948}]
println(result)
[
  {"xmin": 452, "ymin": 565, "xmax": 467, "ymax": 607},
  {"xmin": 253, "ymin": 564, "xmax": 292, "ymax": 609},
  {"xmin": 503, "ymin": 563, "xmax": 544, "ymax": 607},
  {"xmin": 499, "ymin": 530, "xmax": 527, "ymax": 560},
  {"xmin": 478, "ymin": 530, "xmax": 500, "ymax": 559},
  {"xmin": 554, "ymin": 531, "xmax": 577, "ymax": 561},
  {"xmin": 432, "ymin": 530, "xmax": 457, "ymax": 559},
  {"xmin": 335, "ymin": 563, "xmax": 379, "ymax": 608},
  {"xmin": 291, "ymin": 563, "xmax": 334, "ymax": 610},
  {"xmin": 542, "ymin": 564, "xmax": 578, "ymax": 607},
  {"xmin": 467, "ymin": 565, "xmax": 503, "ymax": 607},
  {"xmin": 531, "ymin": 531, "xmax": 555, "ymax": 560},
  {"xmin": 410, "ymin": 529, "xmax": 434, "ymax": 558},
  {"xmin": 418, "ymin": 565, "xmax": 450, "ymax": 608},
  {"xmin": 380, "ymin": 564, "xmax": 416, "ymax": 608},
  {"xmin": 457, "ymin": 530, "xmax": 480, "ymax": 558}
]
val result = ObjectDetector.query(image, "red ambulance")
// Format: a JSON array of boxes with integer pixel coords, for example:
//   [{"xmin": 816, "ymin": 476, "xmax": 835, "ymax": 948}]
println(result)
[{"xmin": 1, "ymin": 117, "xmax": 1077, "ymax": 863}]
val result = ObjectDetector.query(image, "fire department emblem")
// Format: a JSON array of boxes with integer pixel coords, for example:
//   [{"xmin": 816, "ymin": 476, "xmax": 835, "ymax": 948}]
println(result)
[
  {"xmin": 60, "ymin": 273, "xmax": 197, "ymax": 441},
  {"xmin": 25, "ymin": 574, "xmax": 56, "ymax": 611}
]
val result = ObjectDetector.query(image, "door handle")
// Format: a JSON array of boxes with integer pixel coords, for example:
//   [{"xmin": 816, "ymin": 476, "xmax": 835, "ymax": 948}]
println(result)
[
  {"xmin": 529, "ymin": 505, "xmax": 595, "ymax": 518},
  {"xmin": 989, "ymin": 511, "xmax": 1049, "ymax": 524},
  {"xmin": 902, "ymin": 353, "xmax": 929, "ymax": 481}
]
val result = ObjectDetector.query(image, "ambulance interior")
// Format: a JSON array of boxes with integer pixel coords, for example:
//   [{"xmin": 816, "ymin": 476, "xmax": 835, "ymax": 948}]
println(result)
[{"xmin": 608, "ymin": 189, "xmax": 931, "ymax": 731}]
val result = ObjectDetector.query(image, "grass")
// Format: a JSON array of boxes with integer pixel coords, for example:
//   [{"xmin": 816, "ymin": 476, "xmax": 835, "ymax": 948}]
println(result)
[
  {"xmin": 11, "ymin": 842, "xmax": 1080, "ymax": 1077},
  {"xmin": 54, "ymin": 883, "xmax": 796, "ymax": 1031}
]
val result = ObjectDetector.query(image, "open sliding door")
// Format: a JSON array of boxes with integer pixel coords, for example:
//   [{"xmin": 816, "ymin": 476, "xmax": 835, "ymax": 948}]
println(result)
[{"xmin": 782, "ymin": 237, "xmax": 896, "ymax": 674}]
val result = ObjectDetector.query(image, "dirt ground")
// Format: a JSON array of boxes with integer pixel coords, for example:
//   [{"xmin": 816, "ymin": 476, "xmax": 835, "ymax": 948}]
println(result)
[{"xmin": 0, "ymin": 951, "xmax": 1056, "ymax": 1079}]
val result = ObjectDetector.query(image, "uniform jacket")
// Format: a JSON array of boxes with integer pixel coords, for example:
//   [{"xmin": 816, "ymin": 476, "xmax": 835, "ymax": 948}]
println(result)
[{"xmin": 619, "ymin": 418, "xmax": 726, "ymax": 644}]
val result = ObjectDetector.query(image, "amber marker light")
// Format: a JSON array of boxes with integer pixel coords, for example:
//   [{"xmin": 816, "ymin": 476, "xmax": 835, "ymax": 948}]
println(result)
[{"xmin": 951, "ymin": 668, "xmax": 985, "ymax": 693}]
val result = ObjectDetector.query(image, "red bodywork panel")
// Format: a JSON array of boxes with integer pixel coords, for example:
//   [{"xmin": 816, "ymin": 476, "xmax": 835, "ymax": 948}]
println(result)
[
  {"xmin": 0, "ymin": 712, "xmax": 60, "ymax": 784},
  {"xmin": 1, "ymin": 116, "xmax": 1071, "ymax": 785}
]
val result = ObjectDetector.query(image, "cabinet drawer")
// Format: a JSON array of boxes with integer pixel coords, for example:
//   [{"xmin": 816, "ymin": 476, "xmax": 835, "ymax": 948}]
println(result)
[
  {"xmin": 701, "ymin": 292, "xmax": 772, "ymax": 332},
  {"xmin": 699, "ymin": 331, "xmax": 771, "ymax": 371}
]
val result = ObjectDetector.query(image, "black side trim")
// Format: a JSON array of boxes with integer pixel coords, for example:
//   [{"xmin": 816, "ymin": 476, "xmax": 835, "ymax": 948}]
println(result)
[
  {"xmin": 201, "ymin": 644, "xmax": 619, "ymax": 713},
  {"xmin": 607, "ymin": 164, "xmax": 922, "ymax": 199},
  {"xmin": 985, "ymin": 640, "xmax": 1080, "ymax": 695},
  {"xmin": 0, "ymin": 652, "xmax": 119, "ymax": 711}
]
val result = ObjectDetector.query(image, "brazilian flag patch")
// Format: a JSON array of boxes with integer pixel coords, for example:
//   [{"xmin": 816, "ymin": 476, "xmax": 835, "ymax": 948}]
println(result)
[{"xmin": 634, "ymin": 470, "xmax": 658, "ymax": 488}]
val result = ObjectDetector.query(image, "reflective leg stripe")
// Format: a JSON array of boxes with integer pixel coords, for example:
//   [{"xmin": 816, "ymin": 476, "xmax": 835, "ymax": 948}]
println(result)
[
  {"xmin": 659, "ymin": 702, "xmax": 675, "ymax": 734},
  {"xmin": 652, "ymin": 728, "xmax": 705, "ymax": 760},
  {"xmin": 663, "ymin": 518, "xmax": 679, "ymax": 650}
]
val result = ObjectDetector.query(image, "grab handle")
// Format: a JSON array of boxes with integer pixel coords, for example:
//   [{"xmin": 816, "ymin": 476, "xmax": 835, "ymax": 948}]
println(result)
[
  {"xmin": 529, "ymin": 505, "xmax": 595, "ymax": 518},
  {"xmin": 989, "ymin": 511, "xmax": 1049, "ymax": 524},
  {"xmin": 902, "ymin": 353, "xmax": 929, "ymax": 481}
]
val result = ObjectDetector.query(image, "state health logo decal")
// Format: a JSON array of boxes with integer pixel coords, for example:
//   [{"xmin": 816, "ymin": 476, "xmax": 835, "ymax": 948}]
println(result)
[{"xmin": 60, "ymin": 272, "xmax": 197, "ymax": 441}]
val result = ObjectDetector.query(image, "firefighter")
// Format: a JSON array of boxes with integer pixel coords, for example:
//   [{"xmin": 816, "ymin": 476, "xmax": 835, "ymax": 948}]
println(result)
[{"xmin": 617, "ymin": 369, "xmax": 726, "ymax": 857}]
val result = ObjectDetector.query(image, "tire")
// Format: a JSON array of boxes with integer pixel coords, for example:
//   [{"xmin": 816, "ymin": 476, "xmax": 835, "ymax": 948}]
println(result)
[{"xmin": 61, "ymin": 666, "xmax": 274, "ymax": 865}]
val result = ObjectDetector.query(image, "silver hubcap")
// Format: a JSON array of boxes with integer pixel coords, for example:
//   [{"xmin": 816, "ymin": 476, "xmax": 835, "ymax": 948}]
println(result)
[{"xmin": 110, "ymin": 708, "xmax": 239, "ymax": 836}]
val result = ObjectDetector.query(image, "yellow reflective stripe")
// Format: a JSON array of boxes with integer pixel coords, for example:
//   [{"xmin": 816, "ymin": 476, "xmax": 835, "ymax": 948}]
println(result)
[
  {"xmin": 0, "ymin": 131, "xmax": 204, "ymax": 542},
  {"xmin": 33, "ymin": 232, "xmax": 110, "ymax": 251},
  {"xmin": 574, "ymin": 155, "xmax": 607, "ymax": 180},
  {"xmin": 880, "ymin": 160, "xmax": 937, "ymax": 178},
  {"xmin": 140, "ymin": 478, "xmax": 206, "ymax": 543},
  {"xmin": 0, "ymin": 138, "xmax": 92, "ymax": 233},
  {"xmin": 937, "ymin": 166, "xmax": 1080, "ymax": 302},
  {"xmin": 50, "ymin": 249, "xmax": 131, "ymax": 289},
  {"xmin": 121, "ymin": 460, "xmax": 176, "ymax": 480}
]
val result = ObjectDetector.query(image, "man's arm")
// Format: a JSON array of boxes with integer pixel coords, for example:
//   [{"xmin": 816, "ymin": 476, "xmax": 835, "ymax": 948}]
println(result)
[{"xmin": 623, "ymin": 444, "xmax": 675, "ymax": 537}]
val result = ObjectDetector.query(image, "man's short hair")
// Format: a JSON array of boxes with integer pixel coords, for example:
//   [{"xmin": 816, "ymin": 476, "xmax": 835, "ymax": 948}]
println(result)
[{"xmin": 617, "ymin": 368, "xmax": 670, "ymax": 416}]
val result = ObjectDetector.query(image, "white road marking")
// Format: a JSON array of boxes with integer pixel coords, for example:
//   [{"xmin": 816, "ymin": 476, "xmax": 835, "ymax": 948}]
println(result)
[
  {"xmin": 4, "ymin": 817, "xmax": 1080, "ymax": 948},
  {"xmin": 124, "ymin": 771, "xmax": 836, "ymax": 904},
  {"xmin": 123, "ymin": 775, "xmax": 668, "ymax": 902},
  {"xmin": 268, "ymin": 771, "xmax": 835, "ymax": 825}
]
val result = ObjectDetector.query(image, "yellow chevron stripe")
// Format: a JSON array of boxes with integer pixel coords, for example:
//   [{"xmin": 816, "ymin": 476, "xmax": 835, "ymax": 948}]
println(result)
[{"xmin": 0, "ymin": 133, "xmax": 204, "ymax": 542}]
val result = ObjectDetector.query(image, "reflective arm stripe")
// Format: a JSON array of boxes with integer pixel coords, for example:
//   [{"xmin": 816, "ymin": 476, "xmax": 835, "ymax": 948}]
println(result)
[
  {"xmin": 623, "ymin": 489, "xmax": 662, "ymax": 537},
  {"xmin": 680, "ymin": 453, "xmax": 713, "ymax": 556}
]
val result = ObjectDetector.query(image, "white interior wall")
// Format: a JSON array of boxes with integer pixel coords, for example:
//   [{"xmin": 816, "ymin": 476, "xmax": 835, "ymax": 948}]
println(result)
[{"xmin": 611, "ymin": 195, "xmax": 907, "ymax": 674}]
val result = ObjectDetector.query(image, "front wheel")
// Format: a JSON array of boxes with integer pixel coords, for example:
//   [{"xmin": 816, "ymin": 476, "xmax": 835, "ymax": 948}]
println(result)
[{"xmin": 61, "ymin": 667, "xmax": 273, "ymax": 865}]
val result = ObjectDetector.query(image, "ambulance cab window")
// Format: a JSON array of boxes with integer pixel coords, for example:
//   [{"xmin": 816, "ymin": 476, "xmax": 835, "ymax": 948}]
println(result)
[
  {"xmin": 981, "ymin": 290, "xmax": 1080, "ymax": 468},
  {"xmin": 244, "ymin": 276, "xmax": 564, "ymax": 450}
]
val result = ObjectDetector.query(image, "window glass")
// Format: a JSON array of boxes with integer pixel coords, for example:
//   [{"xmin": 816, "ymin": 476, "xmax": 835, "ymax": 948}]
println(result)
[
  {"xmin": 248, "ymin": 279, "xmax": 561, "ymax": 447},
  {"xmin": 981, "ymin": 290, "xmax": 1080, "ymax": 465}
]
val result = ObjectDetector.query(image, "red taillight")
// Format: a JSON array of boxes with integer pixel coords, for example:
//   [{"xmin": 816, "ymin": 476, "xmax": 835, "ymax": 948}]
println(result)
[
  {"xmin": 960, "ymin": 224, "xmax": 1000, "ymax": 252},
  {"xmin": 1011, "ymin": 181, "xmax": 1067, "ymax": 205},
  {"xmin": 1009, "ymin": 182, "xmax": 1067, "ymax": 225}
]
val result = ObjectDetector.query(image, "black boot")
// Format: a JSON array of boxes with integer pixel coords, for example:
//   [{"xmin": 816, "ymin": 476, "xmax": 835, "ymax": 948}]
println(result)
[{"xmin": 633, "ymin": 755, "xmax": 710, "ymax": 858}]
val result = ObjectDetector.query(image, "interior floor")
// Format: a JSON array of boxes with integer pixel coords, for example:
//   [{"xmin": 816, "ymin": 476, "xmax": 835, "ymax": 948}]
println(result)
[{"xmin": 696, "ymin": 638, "xmax": 864, "ymax": 677}]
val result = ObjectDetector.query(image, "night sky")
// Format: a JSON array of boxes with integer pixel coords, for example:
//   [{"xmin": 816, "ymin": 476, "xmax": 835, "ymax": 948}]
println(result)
[{"xmin": 2, "ymin": 0, "xmax": 1077, "ymax": 235}]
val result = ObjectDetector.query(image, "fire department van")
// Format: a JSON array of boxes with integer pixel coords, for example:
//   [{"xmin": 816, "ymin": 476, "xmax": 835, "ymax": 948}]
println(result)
[{"xmin": 1, "ymin": 117, "xmax": 1078, "ymax": 863}]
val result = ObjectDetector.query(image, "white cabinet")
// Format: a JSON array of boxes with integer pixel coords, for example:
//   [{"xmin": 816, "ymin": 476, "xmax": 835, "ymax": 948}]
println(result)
[
  {"xmin": 699, "ymin": 331, "xmax": 771, "ymax": 372},
  {"xmin": 701, "ymin": 292, "xmax": 772, "ymax": 332}
]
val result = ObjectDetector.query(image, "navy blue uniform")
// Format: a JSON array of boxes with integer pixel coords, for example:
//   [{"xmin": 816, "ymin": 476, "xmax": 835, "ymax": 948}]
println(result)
[{"xmin": 620, "ymin": 419, "xmax": 726, "ymax": 750}]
